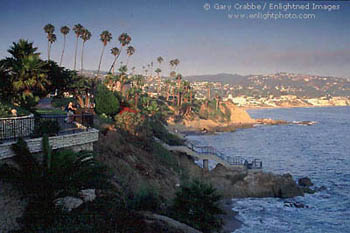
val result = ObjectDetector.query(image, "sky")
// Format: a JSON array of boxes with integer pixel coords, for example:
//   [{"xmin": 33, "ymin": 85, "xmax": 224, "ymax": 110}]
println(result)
[{"xmin": 0, "ymin": 0, "xmax": 349, "ymax": 77}]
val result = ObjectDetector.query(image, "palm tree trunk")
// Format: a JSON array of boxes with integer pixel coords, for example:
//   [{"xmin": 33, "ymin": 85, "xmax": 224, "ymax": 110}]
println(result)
[
  {"xmin": 109, "ymin": 46, "xmax": 123, "ymax": 73},
  {"xmin": 173, "ymin": 88, "xmax": 176, "ymax": 105},
  {"xmin": 126, "ymin": 56, "xmax": 130, "ymax": 67},
  {"xmin": 97, "ymin": 45, "xmax": 106, "ymax": 75},
  {"xmin": 166, "ymin": 85, "xmax": 170, "ymax": 101},
  {"xmin": 60, "ymin": 35, "xmax": 66, "ymax": 66},
  {"xmin": 74, "ymin": 36, "xmax": 79, "ymax": 70},
  {"xmin": 81, "ymin": 41, "xmax": 85, "ymax": 73},
  {"xmin": 48, "ymin": 41, "xmax": 51, "ymax": 61}
]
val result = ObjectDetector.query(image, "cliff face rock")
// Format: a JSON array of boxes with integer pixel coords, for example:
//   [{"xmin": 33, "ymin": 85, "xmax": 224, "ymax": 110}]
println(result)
[
  {"xmin": 182, "ymin": 101, "xmax": 256, "ymax": 132},
  {"xmin": 221, "ymin": 101, "xmax": 255, "ymax": 124},
  {"xmin": 205, "ymin": 164, "xmax": 303, "ymax": 199}
]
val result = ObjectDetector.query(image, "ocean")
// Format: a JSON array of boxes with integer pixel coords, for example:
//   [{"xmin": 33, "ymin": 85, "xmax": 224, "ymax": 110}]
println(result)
[{"xmin": 187, "ymin": 107, "xmax": 350, "ymax": 233}]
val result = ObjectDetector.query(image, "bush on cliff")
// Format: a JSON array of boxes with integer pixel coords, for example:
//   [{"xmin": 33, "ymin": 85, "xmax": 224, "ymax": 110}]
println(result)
[
  {"xmin": 169, "ymin": 179, "xmax": 224, "ymax": 233},
  {"xmin": 95, "ymin": 84, "xmax": 120, "ymax": 117}
]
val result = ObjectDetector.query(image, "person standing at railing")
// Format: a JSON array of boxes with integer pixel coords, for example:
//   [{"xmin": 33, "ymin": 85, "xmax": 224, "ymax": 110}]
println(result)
[{"xmin": 65, "ymin": 102, "xmax": 77, "ymax": 123}]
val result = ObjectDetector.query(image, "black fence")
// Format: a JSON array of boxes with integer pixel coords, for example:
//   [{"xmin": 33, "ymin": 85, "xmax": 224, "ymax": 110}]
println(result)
[
  {"xmin": 0, "ymin": 113, "xmax": 94, "ymax": 143},
  {"xmin": 0, "ymin": 115, "xmax": 35, "ymax": 142}
]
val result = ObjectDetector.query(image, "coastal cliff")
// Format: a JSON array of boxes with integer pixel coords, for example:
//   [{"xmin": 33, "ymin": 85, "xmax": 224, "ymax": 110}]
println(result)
[
  {"xmin": 174, "ymin": 101, "xmax": 257, "ymax": 133},
  {"xmin": 95, "ymin": 131, "xmax": 303, "ymax": 201}
]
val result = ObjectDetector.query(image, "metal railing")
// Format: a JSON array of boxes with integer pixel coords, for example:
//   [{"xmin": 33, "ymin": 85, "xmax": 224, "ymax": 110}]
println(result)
[
  {"xmin": 0, "ymin": 114, "xmax": 35, "ymax": 142},
  {"xmin": 0, "ymin": 113, "xmax": 94, "ymax": 143},
  {"xmin": 185, "ymin": 141, "xmax": 262, "ymax": 169}
]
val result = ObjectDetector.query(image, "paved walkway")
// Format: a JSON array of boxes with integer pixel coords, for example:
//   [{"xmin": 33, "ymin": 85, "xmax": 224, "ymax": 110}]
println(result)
[{"xmin": 36, "ymin": 97, "xmax": 54, "ymax": 109}]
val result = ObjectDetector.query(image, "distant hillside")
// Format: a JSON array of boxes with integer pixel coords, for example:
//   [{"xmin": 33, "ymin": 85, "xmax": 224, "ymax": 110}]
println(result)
[
  {"xmin": 185, "ymin": 73, "xmax": 350, "ymax": 98},
  {"xmin": 185, "ymin": 73, "xmax": 248, "ymax": 84}
]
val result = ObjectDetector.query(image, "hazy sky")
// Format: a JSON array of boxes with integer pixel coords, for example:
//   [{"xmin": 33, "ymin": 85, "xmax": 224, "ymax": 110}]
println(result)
[{"xmin": 1, "ymin": 0, "xmax": 349, "ymax": 77}]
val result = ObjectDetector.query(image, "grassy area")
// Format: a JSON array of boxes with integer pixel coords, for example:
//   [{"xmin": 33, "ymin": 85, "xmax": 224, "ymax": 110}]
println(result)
[{"xmin": 34, "ymin": 108, "xmax": 66, "ymax": 115}]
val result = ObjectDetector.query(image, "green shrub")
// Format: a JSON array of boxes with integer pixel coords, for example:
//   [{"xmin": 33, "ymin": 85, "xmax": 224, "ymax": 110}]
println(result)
[
  {"xmin": 114, "ymin": 112, "xmax": 144, "ymax": 136},
  {"xmin": 0, "ymin": 101, "xmax": 30, "ymax": 117},
  {"xmin": 0, "ymin": 137, "xmax": 112, "ymax": 231},
  {"xmin": 151, "ymin": 141, "xmax": 178, "ymax": 172},
  {"xmin": 51, "ymin": 97, "xmax": 76, "ymax": 109},
  {"xmin": 95, "ymin": 84, "xmax": 120, "ymax": 117},
  {"xmin": 148, "ymin": 119, "xmax": 184, "ymax": 146},
  {"xmin": 169, "ymin": 180, "xmax": 224, "ymax": 233},
  {"xmin": 34, "ymin": 119, "xmax": 60, "ymax": 137},
  {"xmin": 128, "ymin": 185, "xmax": 161, "ymax": 211}
]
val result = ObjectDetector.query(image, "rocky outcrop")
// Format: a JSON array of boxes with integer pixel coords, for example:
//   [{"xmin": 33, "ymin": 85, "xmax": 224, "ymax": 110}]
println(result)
[
  {"xmin": 54, "ymin": 189, "xmax": 97, "ymax": 212},
  {"xmin": 204, "ymin": 164, "xmax": 303, "ymax": 198},
  {"xmin": 180, "ymin": 101, "xmax": 256, "ymax": 132},
  {"xmin": 140, "ymin": 212, "xmax": 201, "ymax": 233},
  {"xmin": 298, "ymin": 177, "xmax": 313, "ymax": 187},
  {"xmin": 221, "ymin": 101, "xmax": 256, "ymax": 124}
]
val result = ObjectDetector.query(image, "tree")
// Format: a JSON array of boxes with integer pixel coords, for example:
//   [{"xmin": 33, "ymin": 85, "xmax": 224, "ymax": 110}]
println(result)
[
  {"xmin": 215, "ymin": 94, "xmax": 221, "ymax": 110},
  {"xmin": 170, "ymin": 180, "xmax": 224, "ymax": 233},
  {"xmin": 95, "ymin": 84, "xmax": 120, "ymax": 116},
  {"xmin": 72, "ymin": 24, "xmax": 84, "ymax": 70},
  {"xmin": 206, "ymin": 83, "xmax": 212, "ymax": 106},
  {"xmin": 173, "ymin": 58, "xmax": 180, "ymax": 70},
  {"xmin": 59, "ymin": 25, "xmax": 70, "ymax": 66},
  {"xmin": 155, "ymin": 68, "xmax": 162, "ymax": 94},
  {"xmin": 47, "ymin": 33, "xmax": 56, "ymax": 61},
  {"xmin": 97, "ymin": 30, "xmax": 112, "ymax": 75},
  {"xmin": 80, "ymin": 28, "xmax": 91, "ymax": 73},
  {"xmin": 0, "ymin": 40, "xmax": 49, "ymax": 109},
  {"xmin": 157, "ymin": 56, "xmax": 164, "ymax": 67},
  {"xmin": 175, "ymin": 74, "xmax": 183, "ymax": 106},
  {"xmin": 44, "ymin": 60, "xmax": 76, "ymax": 96},
  {"xmin": 170, "ymin": 58, "xmax": 180, "ymax": 71},
  {"xmin": 110, "ymin": 47, "xmax": 120, "ymax": 75},
  {"xmin": 7, "ymin": 39, "xmax": 39, "ymax": 59},
  {"xmin": 109, "ymin": 33, "xmax": 131, "ymax": 73},
  {"xmin": 43, "ymin": 24, "xmax": 55, "ymax": 60},
  {"xmin": 165, "ymin": 79, "xmax": 171, "ymax": 101},
  {"xmin": 126, "ymin": 46, "xmax": 135, "ymax": 66}
]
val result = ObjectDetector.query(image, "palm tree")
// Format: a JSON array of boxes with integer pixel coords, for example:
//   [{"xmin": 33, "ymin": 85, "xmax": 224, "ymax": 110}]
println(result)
[
  {"xmin": 157, "ymin": 56, "xmax": 164, "ymax": 68},
  {"xmin": 215, "ymin": 94, "xmax": 221, "ymax": 110},
  {"xmin": 72, "ymin": 24, "xmax": 84, "ymax": 70},
  {"xmin": 165, "ymin": 79, "xmax": 171, "ymax": 100},
  {"xmin": 43, "ymin": 24, "xmax": 55, "ymax": 61},
  {"xmin": 80, "ymin": 28, "xmax": 91, "ymax": 73},
  {"xmin": 97, "ymin": 30, "xmax": 112, "ymax": 75},
  {"xmin": 173, "ymin": 58, "xmax": 180, "ymax": 70},
  {"xmin": 109, "ymin": 33, "xmax": 131, "ymax": 73},
  {"xmin": 126, "ymin": 46, "xmax": 135, "ymax": 66},
  {"xmin": 47, "ymin": 33, "xmax": 56, "ymax": 61},
  {"xmin": 7, "ymin": 39, "xmax": 39, "ymax": 59},
  {"xmin": 43, "ymin": 24, "xmax": 55, "ymax": 34},
  {"xmin": 169, "ymin": 59, "xmax": 175, "ymax": 71},
  {"xmin": 110, "ymin": 47, "xmax": 120, "ymax": 75},
  {"xmin": 59, "ymin": 26, "xmax": 70, "ymax": 66},
  {"xmin": 176, "ymin": 74, "xmax": 183, "ymax": 106},
  {"xmin": 155, "ymin": 68, "xmax": 162, "ymax": 93}
]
